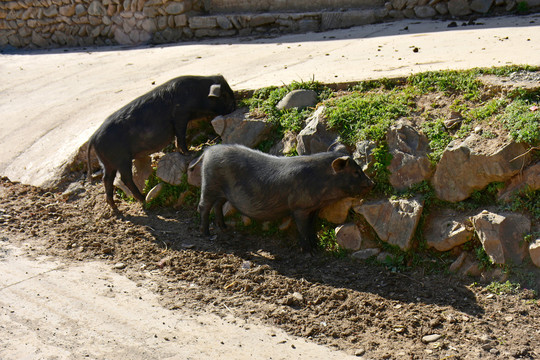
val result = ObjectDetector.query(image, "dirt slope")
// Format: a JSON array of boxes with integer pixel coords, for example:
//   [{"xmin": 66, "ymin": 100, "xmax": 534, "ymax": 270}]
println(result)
[{"xmin": 1, "ymin": 177, "xmax": 539, "ymax": 359}]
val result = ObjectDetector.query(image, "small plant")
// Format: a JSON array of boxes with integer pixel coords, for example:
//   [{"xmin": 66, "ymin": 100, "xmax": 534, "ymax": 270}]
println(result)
[
  {"xmin": 475, "ymin": 245, "xmax": 494, "ymax": 270},
  {"xmin": 317, "ymin": 220, "xmax": 347, "ymax": 257},
  {"xmin": 370, "ymin": 143, "xmax": 394, "ymax": 195},
  {"xmin": 241, "ymin": 80, "xmax": 332, "ymax": 136},
  {"xmin": 508, "ymin": 188, "xmax": 540, "ymax": 219},
  {"xmin": 421, "ymin": 119, "xmax": 453, "ymax": 163},
  {"xmin": 499, "ymin": 99, "xmax": 540, "ymax": 145},
  {"xmin": 516, "ymin": 1, "xmax": 529, "ymax": 13},
  {"xmin": 465, "ymin": 98, "xmax": 508, "ymax": 122},
  {"xmin": 469, "ymin": 182, "xmax": 505, "ymax": 206},
  {"xmin": 324, "ymin": 91, "xmax": 411, "ymax": 145},
  {"xmin": 143, "ymin": 172, "xmax": 199, "ymax": 208},
  {"xmin": 408, "ymin": 70, "xmax": 481, "ymax": 100},
  {"xmin": 486, "ymin": 280, "xmax": 521, "ymax": 295}
]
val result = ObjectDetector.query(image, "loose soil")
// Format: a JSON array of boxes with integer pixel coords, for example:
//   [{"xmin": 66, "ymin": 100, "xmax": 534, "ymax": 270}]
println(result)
[{"xmin": 1, "ymin": 177, "xmax": 539, "ymax": 359}]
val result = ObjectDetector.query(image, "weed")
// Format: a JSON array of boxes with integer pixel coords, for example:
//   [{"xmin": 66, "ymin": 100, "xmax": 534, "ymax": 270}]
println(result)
[
  {"xmin": 370, "ymin": 143, "xmax": 394, "ymax": 195},
  {"xmin": 324, "ymin": 91, "xmax": 411, "ymax": 144},
  {"xmin": 317, "ymin": 220, "xmax": 347, "ymax": 257},
  {"xmin": 516, "ymin": 1, "xmax": 529, "ymax": 13},
  {"xmin": 144, "ymin": 172, "xmax": 199, "ymax": 208},
  {"xmin": 508, "ymin": 188, "xmax": 540, "ymax": 219},
  {"xmin": 408, "ymin": 70, "xmax": 481, "ymax": 100},
  {"xmin": 475, "ymin": 245, "xmax": 494, "ymax": 270},
  {"xmin": 469, "ymin": 182, "xmax": 505, "ymax": 206},
  {"xmin": 465, "ymin": 98, "xmax": 508, "ymax": 122},
  {"xmin": 486, "ymin": 280, "xmax": 521, "ymax": 295},
  {"xmin": 421, "ymin": 119, "xmax": 453, "ymax": 163},
  {"xmin": 499, "ymin": 99, "xmax": 540, "ymax": 145},
  {"xmin": 242, "ymin": 80, "xmax": 332, "ymax": 136},
  {"xmin": 480, "ymin": 65, "xmax": 538, "ymax": 77}
]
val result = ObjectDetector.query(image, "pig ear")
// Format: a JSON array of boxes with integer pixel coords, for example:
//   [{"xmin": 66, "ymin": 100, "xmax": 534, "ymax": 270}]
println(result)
[
  {"xmin": 208, "ymin": 84, "xmax": 221, "ymax": 98},
  {"xmin": 331, "ymin": 156, "xmax": 350, "ymax": 173}
]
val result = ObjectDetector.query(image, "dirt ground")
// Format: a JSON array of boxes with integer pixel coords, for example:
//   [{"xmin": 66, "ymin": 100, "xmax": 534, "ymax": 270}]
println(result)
[{"xmin": 1, "ymin": 176, "xmax": 539, "ymax": 360}]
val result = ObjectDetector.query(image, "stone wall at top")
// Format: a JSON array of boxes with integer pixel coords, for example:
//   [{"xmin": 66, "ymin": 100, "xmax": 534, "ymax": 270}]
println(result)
[
  {"xmin": 0, "ymin": 0, "xmax": 539, "ymax": 49},
  {"xmin": 205, "ymin": 0, "xmax": 385, "ymax": 12}
]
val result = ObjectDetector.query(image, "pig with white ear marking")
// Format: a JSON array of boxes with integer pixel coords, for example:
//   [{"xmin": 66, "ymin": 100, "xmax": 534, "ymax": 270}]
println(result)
[{"xmin": 87, "ymin": 75, "xmax": 236, "ymax": 210}]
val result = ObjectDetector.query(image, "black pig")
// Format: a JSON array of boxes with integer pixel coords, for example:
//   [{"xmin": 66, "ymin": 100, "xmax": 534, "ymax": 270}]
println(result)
[
  {"xmin": 196, "ymin": 144, "xmax": 374, "ymax": 251},
  {"xmin": 87, "ymin": 75, "xmax": 236, "ymax": 209}
]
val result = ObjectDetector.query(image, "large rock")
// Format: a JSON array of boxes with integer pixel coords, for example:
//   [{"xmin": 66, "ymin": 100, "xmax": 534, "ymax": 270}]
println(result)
[
  {"xmin": 156, "ymin": 152, "xmax": 191, "ymax": 185},
  {"xmin": 431, "ymin": 135, "xmax": 531, "ymax": 202},
  {"xmin": 425, "ymin": 211, "xmax": 473, "ymax": 251},
  {"xmin": 353, "ymin": 140, "xmax": 377, "ymax": 175},
  {"xmin": 355, "ymin": 197, "xmax": 423, "ymax": 251},
  {"xmin": 498, "ymin": 161, "xmax": 540, "ymax": 202},
  {"xmin": 319, "ymin": 197, "xmax": 359, "ymax": 224},
  {"xmin": 276, "ymin": 89, "xmax": 318, "ymax": 110},
  {"xmin": 386, "ymin": 121, "xmax": 433, "ymax": 191},
  {"xmin": 471, "ymin": 210, "xmax": 531, "ymax": 265},
  {"xmin": 470, "ymin": 0, "xmax": 493, "ymax": 13},
  {"xmin": 269, "ymin": 131, "xmax": 297, "ymax": 156},
  {"xmin": 296, "ymin": 106, "xmax": 339, "ymax": 155},
  {"xmin": 447, "ymin": 0, "xmax": 472, "ymax": 16},
  {"xmin": 211, "ymin": 108, "xmax": 274, "ymax": 148},
  {"xmin": 449, "ymin": 252, "xmax": 482, "ymax": 277}
]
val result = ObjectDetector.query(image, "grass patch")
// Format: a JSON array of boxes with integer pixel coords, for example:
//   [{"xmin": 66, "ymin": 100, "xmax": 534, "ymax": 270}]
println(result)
[
  {"xmin": 421, "ymin": 119, "xmax": 453, "ymax": 163},
  {"xmin": 317, "ymin": 220, "xmax": 347, "ymax": 257},
  {"xmin": 240, "ymin": 80, "xmax": 332, "ymax": 134},
  {"xmin": 486, "ymin": 280, "xmax": 521, "ymax": 295},
  {"xmin": 499, "ymin": 99, "xmax": 540, "ymax": 145},
  {"xmin": 324, "ymin": 91, "xmax": 412, "ymax": 144},
  {"xmin": 508, "ymin": 188, "xmax": 540, "ymax": 220},
  {"xmin": 144, "ymin": 172, "xmax": 199, "ymax": 208},
  {"xmin": 408, "ymin": 70, "xmax": 482, "ymax": 99}
]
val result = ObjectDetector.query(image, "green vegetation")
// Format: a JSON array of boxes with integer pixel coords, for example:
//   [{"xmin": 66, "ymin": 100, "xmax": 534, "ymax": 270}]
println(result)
[
  {"xmin": 408, "ymin": 70, "xmax": 482, "ymax": 99},
  {"xmin": 421, "ymin": 119, "xmax": 453, "ymax": 163},
  {"xmin": 317, "ymin": 220, "xmax": 347, "ymax": 257},
  {"xmin": 325, "ymin": 91, "xmax": 412, "ymax": 144},
  {"xmin": 143, "ymin": 172, "xmax": 199, "ymax": 209},
  {"xmin": 486, "ymin": 280, "xmax": 521, "ymax": 295},
  {"xmin": 240, "ymin": 80, "xmax": 332, "ymax": 134},
  {"xmin": 499, "ymin": 99, "xmax": 540, "ymax": 145},
  {"xmin": 199, "ymin": 66, "xmax": 540, "ymax": 280},
  {"xmin": 508, "ymin": 188, "xmax": 540, "ymax": 220}
]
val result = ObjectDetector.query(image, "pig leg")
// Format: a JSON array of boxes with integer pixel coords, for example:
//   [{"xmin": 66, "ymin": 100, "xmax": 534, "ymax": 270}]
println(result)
[
  {"xmin": 173, "ymin": 117, "xmax": 190, "ymax": 154},
  {"xmin": 118, "ymin": 164, "xmax": 146, "ymax": 204},
  {"xmin": 212, "ymin": 198, "xmax": 227, "ymax": 230},
  {"xmin": 293, "ymin": 210, "xmax": 318, "ymax": 252},
  {"xmin": 103, "ymin": 167, "xmax": 118, "ymax": 210},
  {"xmin": 198, "ymin": 195, "xmax": 213, "ymax": 236}
]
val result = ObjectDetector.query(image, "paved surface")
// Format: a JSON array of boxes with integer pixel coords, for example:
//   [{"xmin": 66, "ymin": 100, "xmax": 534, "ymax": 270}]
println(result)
[
  {"xmin": 1, "ymin": 14, "xmax": 539, "ymax": 188},
  {"xmin": 0, "ymin": 235, "xmax": 355, "ymax": 359}
]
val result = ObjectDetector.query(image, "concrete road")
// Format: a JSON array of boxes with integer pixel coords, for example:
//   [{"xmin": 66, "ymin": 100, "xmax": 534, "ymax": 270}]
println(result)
[
  {"xmin": 1, "ymin": 14, "xmax": 539, "ymax": 188},
  {"xmin": 0, "ymin": 234, "xmax": 355, "ymax": 359}
]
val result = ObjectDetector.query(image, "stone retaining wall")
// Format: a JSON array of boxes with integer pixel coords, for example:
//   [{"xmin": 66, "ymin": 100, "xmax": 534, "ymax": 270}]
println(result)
[{"xmin": 0, "ymin": 0, "xmax": 538, "ymax": 49}]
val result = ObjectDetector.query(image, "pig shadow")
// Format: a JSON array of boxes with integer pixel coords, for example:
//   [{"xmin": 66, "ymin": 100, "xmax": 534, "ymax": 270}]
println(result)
[{"xmin": 123, "ymin": 208, "xmax": 485, "ymax": 318}]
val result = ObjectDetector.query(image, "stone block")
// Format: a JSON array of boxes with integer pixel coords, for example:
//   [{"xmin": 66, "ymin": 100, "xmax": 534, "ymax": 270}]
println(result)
[
  {"xmin": 335, "ymin": 223, "xmax": 362, "ymax": 250},
  {"xmin": 189, "ymin": 16, "xmax": 217, "ymax": 29},
  {"xmin": 471, "ymin": 210, "xmax": 531, "ymax": 265}
]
